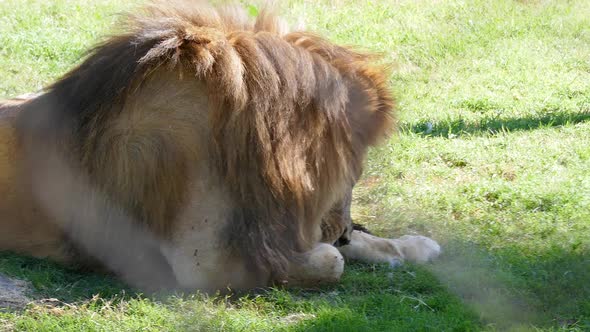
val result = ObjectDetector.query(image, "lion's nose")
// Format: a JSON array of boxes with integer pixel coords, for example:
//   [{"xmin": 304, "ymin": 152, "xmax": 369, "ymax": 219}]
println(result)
[{"xmin": 334, "ymin": 236, "xmax": 351, "ymax": 247}]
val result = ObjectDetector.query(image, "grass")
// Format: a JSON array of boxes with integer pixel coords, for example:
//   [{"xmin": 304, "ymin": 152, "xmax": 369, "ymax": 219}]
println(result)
[{"xmin": 1, "ymin": 0, "xmax": 589, "ymax": 330}]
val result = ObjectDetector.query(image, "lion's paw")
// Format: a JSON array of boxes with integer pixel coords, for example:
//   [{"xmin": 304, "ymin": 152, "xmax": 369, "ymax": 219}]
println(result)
[{"xmin": 391, "ymin": 235, "xmax": 441, "ymax": 263}]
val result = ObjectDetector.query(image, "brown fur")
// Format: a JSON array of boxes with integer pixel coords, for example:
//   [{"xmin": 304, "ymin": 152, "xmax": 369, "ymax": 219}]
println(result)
[{"xmin": 2, "ymin": 1, "xmax": 397, "ymax": 290}]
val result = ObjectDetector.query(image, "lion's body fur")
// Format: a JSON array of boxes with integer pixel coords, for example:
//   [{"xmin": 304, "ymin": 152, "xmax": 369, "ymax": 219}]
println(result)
[
  {"xmin": 0, "ymin": 1, "xmax": 440, "ymax": 292},
  {"xmin": 0, "ymin": 102, "xmax": 67, "ymax": 260}
]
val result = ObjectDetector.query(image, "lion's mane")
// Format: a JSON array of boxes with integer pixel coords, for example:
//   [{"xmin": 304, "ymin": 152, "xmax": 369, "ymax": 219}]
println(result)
[{"xmin": 15, "ymin": 1, "xmax": 395, "ymax": 281}]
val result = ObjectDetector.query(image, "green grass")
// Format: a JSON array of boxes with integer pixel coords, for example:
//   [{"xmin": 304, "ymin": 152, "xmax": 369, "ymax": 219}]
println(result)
[{"xmin": 1, "ymin": 0, "xmax": 589, "ymax": 331}]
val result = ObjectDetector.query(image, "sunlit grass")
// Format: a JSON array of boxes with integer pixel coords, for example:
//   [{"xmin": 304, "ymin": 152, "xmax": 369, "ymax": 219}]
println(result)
[{"xmin": 1, "ymin": 0, "xmax": 589, "ymax": 331}]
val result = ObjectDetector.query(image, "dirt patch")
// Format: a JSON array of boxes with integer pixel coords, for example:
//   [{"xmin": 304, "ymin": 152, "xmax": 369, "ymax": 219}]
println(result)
[{"xmin": 0, "ymin": 274, "xmax": 32, "ymax": 311}]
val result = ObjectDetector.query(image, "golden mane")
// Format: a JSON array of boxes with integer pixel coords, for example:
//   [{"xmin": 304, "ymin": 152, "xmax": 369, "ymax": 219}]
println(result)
[{"xmin": 16, "ymin": 1, "xmax": 395, "ymax": 279}]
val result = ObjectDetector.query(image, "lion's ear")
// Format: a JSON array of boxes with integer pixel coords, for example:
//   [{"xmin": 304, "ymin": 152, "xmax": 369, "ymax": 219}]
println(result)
[{"xmin": 346, "ymin": 78, "xmax": 396, "ymax": 147}]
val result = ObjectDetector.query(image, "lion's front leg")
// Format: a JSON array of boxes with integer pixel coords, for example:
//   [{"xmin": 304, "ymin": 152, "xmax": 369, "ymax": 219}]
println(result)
[
  {"xmin": 337, "ymin": 230, "xmax": 441, "ymax": 266},
  {"xmin": 286, "ymin": 243, "xmax": 345, "ymax": 286}
]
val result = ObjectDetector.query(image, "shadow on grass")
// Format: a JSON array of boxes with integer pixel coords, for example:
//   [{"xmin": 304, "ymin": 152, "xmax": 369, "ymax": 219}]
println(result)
[
  {"xmin": 0, "ymin": 252, "xmax": 134, "ymax": 303},
  {"xmin": 2, "ymin": 241, "xmax": 589, "ymax": 331},
  {"xmin": 289, "ymin": 241, "xmax": 590, "ymax": 331},
  {"xmin": 427, "ymin": 241, "xmax": 590, "ymax": 330},
  {"xmin": 403, "ymin": 110, "xmax": 590, "ymax": 138},
  {"xmin": 271, "ymin": 261, "xmax": 481, "ymax": 332},
  {"xmin": 0, "ymin": 251, "xmax": 482, "ymax": 331}
]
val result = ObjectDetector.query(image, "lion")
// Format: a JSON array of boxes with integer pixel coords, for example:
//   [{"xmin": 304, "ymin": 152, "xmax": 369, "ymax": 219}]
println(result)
[{"xmin": 0, "ymin": 1, "xmax": 440, "ymax": 292}]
